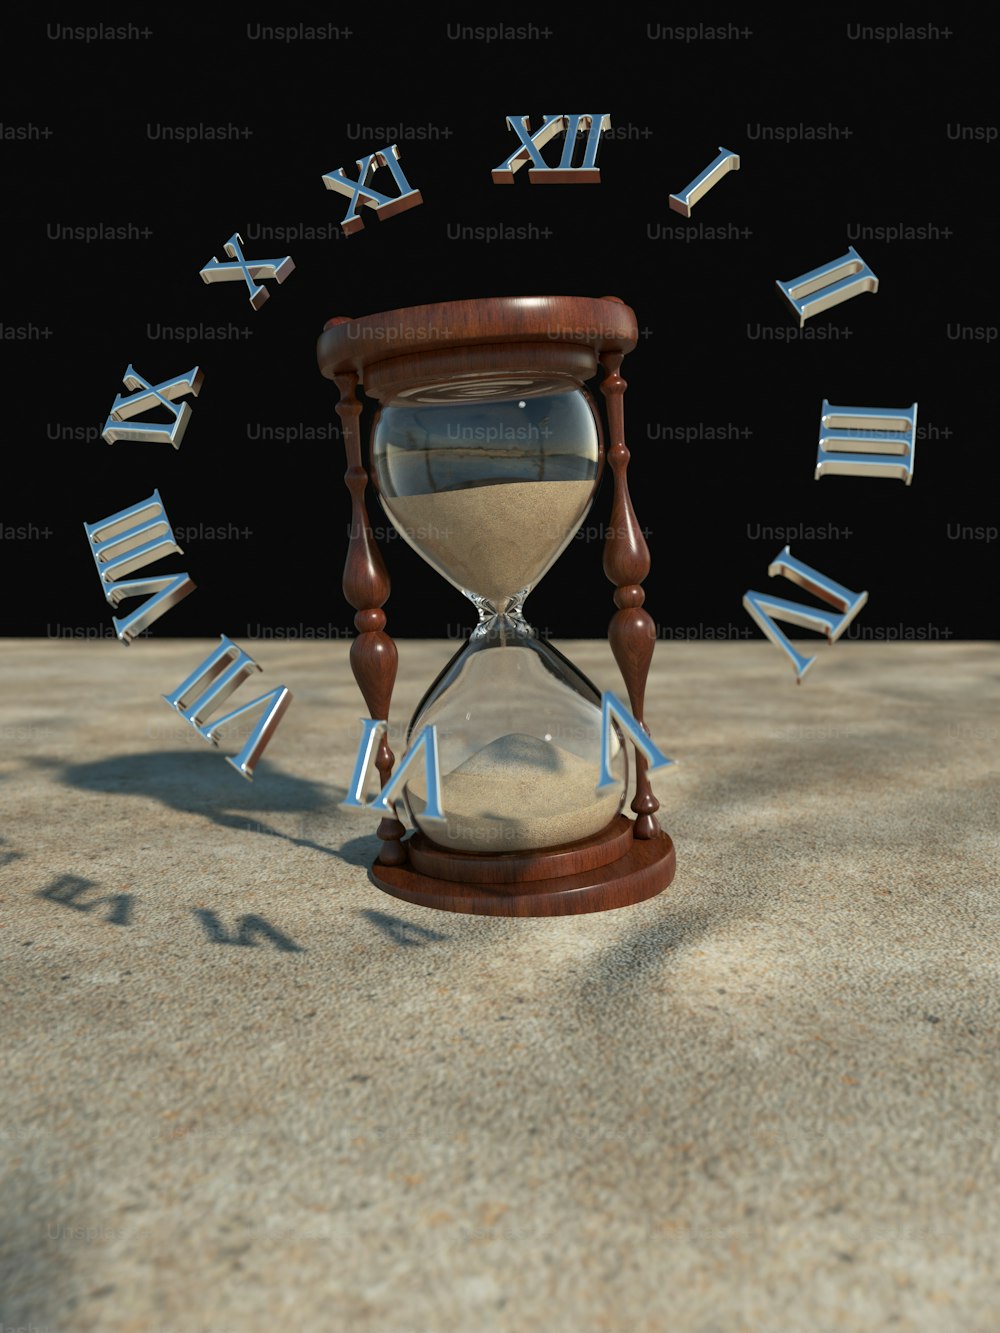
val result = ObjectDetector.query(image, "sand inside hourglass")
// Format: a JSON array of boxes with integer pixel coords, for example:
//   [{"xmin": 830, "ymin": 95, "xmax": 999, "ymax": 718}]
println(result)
[
  {"xmin": 386, "ymin": 474, "xmax": 621, "ymax": 850},
  {"xmin": 382, "ymin": 478, "xmax": 596, "ymax": 608},
  {"xmin": 406, "ymin": 731, "xmax": 623, "ymax": 852}
]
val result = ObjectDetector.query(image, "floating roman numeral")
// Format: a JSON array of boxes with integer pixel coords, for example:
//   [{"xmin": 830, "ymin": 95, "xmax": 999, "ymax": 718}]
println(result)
[
  {"xmin": 492, "ymin": 114, "xmax": 612, "ymax": 184},
  {"xmin": 815, "ymin": 400, "xmax": 918, "ymax": 484},
  {"xmin": 668, "ymin": 146, "xmax": 740, "ymax": 216},
  {"xmin": 776, "ymin": 246, "xmax": 878, "ymax": 326},
  {"xmin": 102, "ymin": 364, "xmax": 204, "ymax": 449},
  {"xmin": 743, "ymin": 546, "xmax": 869, "ymax": 681},
  {"xmin": 84, "ymin": 489, "xmax": 195, "ymax": 643},
  {"xmin": 343, "ymin": 693, "xmax": 672, "ymax": 825},
  {"xmin": 322, "ymin": 144, "xmax": 423, "ymax": 236},
  {"xmin": 341, "ymin": 720, "xmax": 445, "ymax": 825},
  {"xmin": 597, "ymin": 692, "xmax": 675, "ymax": 793},
  {"xmin": 162, "ymin": 635, "xmax": 292, "ymax": 780},
  {"xmin": 199, "ymin": 232, "xmax": 295, "ymax": 310}
]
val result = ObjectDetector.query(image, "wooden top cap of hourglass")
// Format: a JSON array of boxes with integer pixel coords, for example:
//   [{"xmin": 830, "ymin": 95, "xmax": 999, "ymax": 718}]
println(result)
[{"xmin": 317, "ymin": 295, "xmax": 638, "ymax": 380}]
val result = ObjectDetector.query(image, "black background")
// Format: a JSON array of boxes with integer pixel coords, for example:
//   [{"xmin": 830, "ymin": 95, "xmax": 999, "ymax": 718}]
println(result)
[{"xmin": 5, "ymin": 15, "xmax": 996, "ymax": 643}]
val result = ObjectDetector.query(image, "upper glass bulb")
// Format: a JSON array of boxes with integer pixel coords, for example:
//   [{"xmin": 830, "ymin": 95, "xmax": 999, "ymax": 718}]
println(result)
[{"xmin": 372, "ymin": 374, "xmax": 601, "ymax": 612}]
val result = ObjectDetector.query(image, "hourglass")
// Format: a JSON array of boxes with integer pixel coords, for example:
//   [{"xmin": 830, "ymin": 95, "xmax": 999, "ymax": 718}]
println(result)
[{"xmin": 318, "ymin": 296, "xmax": 675, "ymax": 916}]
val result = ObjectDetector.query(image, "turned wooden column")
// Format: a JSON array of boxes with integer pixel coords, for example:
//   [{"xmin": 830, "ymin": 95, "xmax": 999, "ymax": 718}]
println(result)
[
  {"xmin": 599, "ymin": 348, "xmax": 661, "ymax": 840},
  {"xmin": 332, "ymin": 356, "xmax": 407, "ymax": 867}
]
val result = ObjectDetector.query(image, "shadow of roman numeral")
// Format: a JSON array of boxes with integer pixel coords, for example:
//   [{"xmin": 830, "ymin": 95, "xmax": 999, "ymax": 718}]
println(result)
[
  {"xmin": 36, "ymin": 874, "xmax": 134, "ymax": 925},
  {"xmin": 193, "ymin": 909, "xmax": 304, "ymax": 953},
  {"xmin": 361, "ymin": 909, "xmax": 448, "ymax": 946}
]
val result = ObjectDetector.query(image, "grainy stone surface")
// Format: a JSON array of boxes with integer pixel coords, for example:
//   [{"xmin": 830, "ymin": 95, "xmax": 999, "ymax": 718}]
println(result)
[{"xmin": 1, "ymin": 639, "xmax": 998, "ymax": 1332}]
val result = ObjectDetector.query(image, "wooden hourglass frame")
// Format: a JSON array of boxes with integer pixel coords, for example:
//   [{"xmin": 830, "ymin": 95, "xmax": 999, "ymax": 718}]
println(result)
[{"xmin": 317, "ymin": 295, "xmax": 675, "ymax": 917}]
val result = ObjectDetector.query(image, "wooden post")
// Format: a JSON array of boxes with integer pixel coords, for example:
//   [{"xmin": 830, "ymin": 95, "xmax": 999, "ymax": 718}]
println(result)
[
  {"xmin": 334, "ymin": 365, "xmax": 407, "ymax": 866},
  {"xmin": 599, "ymin": 349, "xmax": 660, "ymax": 840}
]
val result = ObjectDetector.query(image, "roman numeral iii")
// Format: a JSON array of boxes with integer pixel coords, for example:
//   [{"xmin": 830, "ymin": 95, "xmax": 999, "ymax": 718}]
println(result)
[{"xmin": 815, "ymin": 401, "xmax": 918, "ymax": 483}]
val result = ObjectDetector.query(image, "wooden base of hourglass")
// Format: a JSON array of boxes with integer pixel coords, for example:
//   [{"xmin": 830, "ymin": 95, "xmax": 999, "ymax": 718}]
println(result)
[{"xmin": 369, "ymin": 815, "xmax": 675, "ymax": 918}]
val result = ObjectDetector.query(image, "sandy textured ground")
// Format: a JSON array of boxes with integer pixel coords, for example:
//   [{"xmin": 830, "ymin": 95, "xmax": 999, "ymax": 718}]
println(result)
[{"xmin": 1, "ymin": 638, "xmax": 998, "ymax": 1332}]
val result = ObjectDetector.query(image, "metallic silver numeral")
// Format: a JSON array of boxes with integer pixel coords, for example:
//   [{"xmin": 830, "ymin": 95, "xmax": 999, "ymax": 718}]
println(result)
[
  {"xmin": 102, "ymin": 364, "xmax": 204, "ymax": 449},
  {"xmin": 341, "ymin": 718, "xmax": 387, "ymax": 808},
  {"xmin": 597, "ymin": 692, "xmax": 675, "ymax": 794},
  {"xmin": 668, "ymin": 146, "xmax": 740, "ymax": 216},
  {"xmin": 775, "ymin": 246, "xmax": 878, "ymax": 326},
  {"xmin": 84, "ymin": 489, "xmax": 195, "ymax": 643},
  {"xmin": 816, "ymin": 400, "xmax": 918, "ymax": 484},
  {"xmin": 492, "ymin": 114, "xmax": 612, "ymax": 184},
  {"xmin": 743, "ymin": 546, "xmax": 868, "ymax": 681},
  {"xmin": 340, "ymin": 720, "xmax": 445, "ymax": 825},
  {"xmin": 162, "ymin": 634, "xmax": 292, "ymax": 780},
  {"xmin": 199, "ymin": 232, "xmax": 295, "ymax": 310},
  {"xmin": 322, "ymin": 144, "xmax": 423, "ymax": 236}
]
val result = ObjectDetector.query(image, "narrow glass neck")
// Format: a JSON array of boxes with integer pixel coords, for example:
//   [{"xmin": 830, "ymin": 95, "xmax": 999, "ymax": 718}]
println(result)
[{"xmin": 467, "ymin": 586, "xmax": 533, "ymax": 641}]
